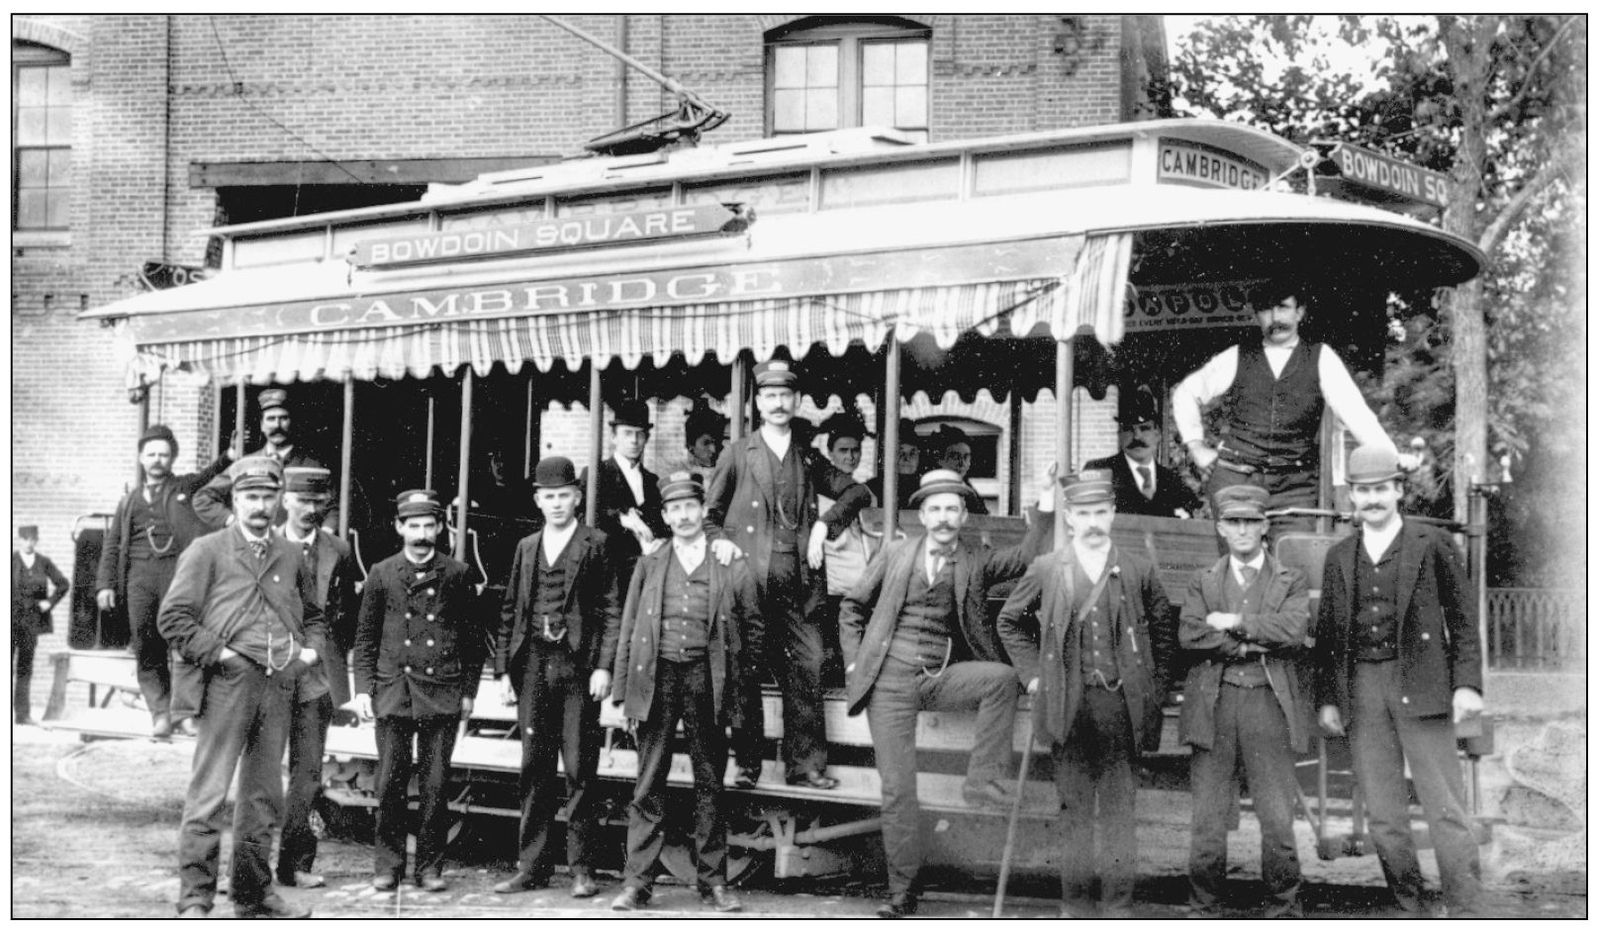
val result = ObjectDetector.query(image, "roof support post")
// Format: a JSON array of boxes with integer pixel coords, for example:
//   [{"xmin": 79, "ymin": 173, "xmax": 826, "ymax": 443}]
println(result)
[
  {"xmin": 728, "ymin": 354, "xmax": 748, "ymax": 444},
  {"xmin": 234, "ymin": 375, "xmax": 247, "ymax": 466},
  {"xmin": 339, "ymin": 377, "xmax": 354, "ymax": 538},
  {"xmin": 1054, "ymin": 339, "xmax": 1073, "ymax": 543},
  {"xmin": 1007, "ymin": 390, "xmax": 1023, "ymax": 515},
  {"xmin": 882, "ymin": 334, "xmax": 903, "ymax": 540},
  {"xmin": 585, "ymin": 364, "xmax": 603, "ymax": 527},
  {"xmin": 455, "ymin": 368, "xmax": 474, "ymax": 561},
  {"xmin": 424, "ymin": 394, "xmax": 436, "ymax": 489}
]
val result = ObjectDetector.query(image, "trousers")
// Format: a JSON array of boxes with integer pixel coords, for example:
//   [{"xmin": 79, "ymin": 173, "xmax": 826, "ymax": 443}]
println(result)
[
  {"xmin": 13, "ymin": 622, "xmax": 38, "ymax": 721},
  {"xmin": 1055, "ymin": 684, "xmax": 1137, "ymax": 914},
  {"xmin": 513, "ymin": 641, "xmax": 601, "ymax": 875},
  {"xmin": 277, "ymin": 690, "xmax": 334, "ymax": 881},
  {"xmin": 176, "ymin": 655, "xmax": 297, "ymax": 912},
  {"xmin": 127, "ymin": 556, "xmax": 178, "ymax": 718},
  {"xmin": 866, "ymin": 654, "xmax": 1018, "ymax": 895},
  {"xmin": 624, "ymin": 657, "xmax": 727, "ymax": 892},
  {"xmin": 735, "ymin": 550, "xmax": 826, "ymax": 775},
  {"xmin": 374, "ymin": 714, "xmax": 460, "ymax": 881}
]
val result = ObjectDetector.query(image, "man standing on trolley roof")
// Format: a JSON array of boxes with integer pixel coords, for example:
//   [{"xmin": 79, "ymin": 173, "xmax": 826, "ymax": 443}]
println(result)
[
  {"xmin": 1314, "ymin": 446, "xmax": 1485, "ymax": 917},
  {"xmin": 1179, "ymin": 483, "xmax": 1311, "ymax": 918},
  {"xmin": 610, "ymin": 470, "xmax": 764, "ymax": 913},
  {"xmin": 156, "ymin": 455, "xmax": 326, "ymax": 918},
  {"xmin": 491, "ymin": 456, "xmax": 621, "ymax": 900},
  {"xmin": 1172, "ymin": 279, "xmax": 1412, "ymax": 529},
  {"xmin": 96, "ymin": 423, "xmax": 234, "ymax": 739},
  {"xmin": 997, "ymin": 469, "xmax": 1176, "ymax": 918},
  {"xmin": 839, "ymin": 466, "xmax": 1055, "ymax": 918},
  {"xmin": 704, "ymin": 358, "xmax": 872, "ymax": 791}
]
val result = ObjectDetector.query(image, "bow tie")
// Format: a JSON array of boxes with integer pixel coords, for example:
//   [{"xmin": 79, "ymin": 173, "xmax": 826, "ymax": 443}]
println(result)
[{"xmin": 927, "ymin": 545, "xmax": 955, "ymax": 558}]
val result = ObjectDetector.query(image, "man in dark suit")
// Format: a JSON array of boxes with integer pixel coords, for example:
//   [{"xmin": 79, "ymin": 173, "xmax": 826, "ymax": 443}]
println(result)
[
  {"xmin": 839, "ymin": 467, "xmax": 1055, "ymax": 918},
  {"xmin": 1315, "ymin": 447, "xmax": 1484, "ymax": 917},
  {"xmin": 271, "ymin": 467, "xmax": 359, "ymax": 891},
  {"xmin": 491, "ymin": 456, "xmax": 622, "ymax": 899},
  {"xmin": 1179, "ymin": 484, "xmax": 1310, "ymax": 917},
  {"xmin": 194, "ymin": 389, "xmax": 343, "ymax": 531},
  {"xmin": 157, "ymin": 455, "xmax": 326, "ymax": 918},
  {"xmin": 352, "ymin": 489, "xmax": 484, "ymax": 894},
  {"xmin": 704, "ymin": 358, "xmax": 872, "ymax": 790},
  {"xmin": 590, "ymin": 399, "xmax": 669, "ymax": 592},
  {"xmin": 610, "ymin": 471, "xmax": 763, "ymax": 913},
  {"xmin": 96, "ymin": 424, "xmax": 233, "ymax": 738},
  {"xmin": 12, "ymin": 525, "xmax": 69, "ymax": 725},
  {"xmin": 997, "ymin": 469, "xmax": 1176, "ymax": 918},
  {"xmin": 1084, "ymin": 390, "xmax": 1198, "ymax": 518}
]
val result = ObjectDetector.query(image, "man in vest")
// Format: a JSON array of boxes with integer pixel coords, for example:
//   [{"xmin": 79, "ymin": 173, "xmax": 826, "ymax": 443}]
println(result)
[
  {"xmin": 1171, "ymin": 280, "xmax": 1409, "ymax": 530},
  {"xmin": 492, "ymin": 457, "xmax": 621, "ymax": 899},
  {"xmin": 1178, "ymin": 484, "xmax": 1311, "ymax": 917},
  {"xmin": 997, "ymin": 469, "xmax": 1176, "ymax": 918}
]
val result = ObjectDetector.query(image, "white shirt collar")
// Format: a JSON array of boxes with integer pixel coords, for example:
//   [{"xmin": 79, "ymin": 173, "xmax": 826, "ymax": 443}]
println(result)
[
  {"xmin": 283, "ymin": 524, "xmax": 317, "ymax": 545},
  {"xmin": 403, "ymin": 548, "xmax": 435, "ymax": 565},
  {"xmin": 759, "ymin": 424, "xmax": 792, "ymax": 460},
  {"xmin": 238, "ymin": 524, "xmax": 271, "ymax": 546},
  {"xmin": 542, "ymin": 519, "xmax": 578, "ymax": 560},
  {"xmin": 1230, "ymin": 550, "xmax": 1266, "ymax": 585},
  {"xmin": 673, "ymin": 533, "xmax": 706, "ymax": 571},
  {"xmin": 1362, "ymin": 515, "xmax": 1404, "ymax": 563},
  {"xmin": 18, "ymin": 551, "xmax": 36, "ymax": 568},
  {"xmin": 1071, "ymin": 539, "xmax": 1111, "ymax": 580},
  {"xmin": 615, "ymin": 455, "xmax": 646, "ymax": 502},
  {"xmin": 1124, "ymin": 453, "xmax": 1155, "ymax": 494}
]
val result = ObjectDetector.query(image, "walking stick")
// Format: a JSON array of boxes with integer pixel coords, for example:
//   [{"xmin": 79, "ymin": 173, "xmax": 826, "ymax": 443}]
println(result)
[{"xmin": 992, "ymin": 709, "xmax": 1039, "ymax": 918}]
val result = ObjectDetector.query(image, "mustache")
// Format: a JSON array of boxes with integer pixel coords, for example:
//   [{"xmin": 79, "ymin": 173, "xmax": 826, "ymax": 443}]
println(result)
[
  {"xmin": 1267, "ymin": 323, "xmax": 1292, "ymax": 334},
  {"xmin": 929, "ymin": 523, "xmax": 957, "ymax": 534},
  {"xmin": 1127, "ymin": 439, "xmax": 1150, "ymax": 448},
  {"xmin": 1080, "ymin": 527, "xmax": 1108, "ymax": 538}
]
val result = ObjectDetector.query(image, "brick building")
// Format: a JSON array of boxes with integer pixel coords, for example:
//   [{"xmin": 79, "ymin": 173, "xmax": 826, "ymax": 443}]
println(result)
[{"xmin": 12, "ymin": 15, "xmax": 1166, "ymax": 639}]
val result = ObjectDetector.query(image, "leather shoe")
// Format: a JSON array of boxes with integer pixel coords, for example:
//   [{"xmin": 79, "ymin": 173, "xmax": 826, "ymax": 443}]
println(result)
[
  {"xmin": 733, "ymin": 765, "xmax": 760, "ymax": 789},
  {"xmin": 151, "ymin": 713, "xmax": 174, "ymax": 740},
  {"xmin": 371, "ymin": 874, "xmax": 399, "ymax": 892},
  {"xmin": 492, "ymin": 870, "xmax": 548, "ymax": 894},
  {"xmin": 700, "ymin": 885, "xmax": 742, "ymax": 912},
  {"xmin": 277, "ymin": 870, "xmax": 324, "ymax": 889},
  {"xmin": 177, "ymin": 904, "xmax": 211, "ymax": 918},
  {"xmin": 15, "ymin": 716, "xmax": 38, "ymax": 727},
  {"xmin": 876, "ymin": 891, "xmax": 918, "ymax": 918},
  {"xmin": 610, "ymin": 885, "xmax": 651, "ymax": 911},
  {"xmin": 570, "ymin": 869, "xmax": 599, "ymax": 899},
  {"xmin": 1263, "ymin": 899, "xmax": 1305, "ymax": 919},
  {"xmin": 234, "ymin": 894, "xmax": 311, "ymax": 919},
  {"xmin": 786, "ymin": 769, "xmax": 840, "ymax": 790},
  {"xmin": 417, "ymin": 872, "xmax": 448, "ymax": 892},
  {"xmin": 174, "ymin": 717, "xmax": 199, "ymax": 737},
  {"xmin": 961, "ymin": 779, "xmax": 1015, "ymax": 810}
]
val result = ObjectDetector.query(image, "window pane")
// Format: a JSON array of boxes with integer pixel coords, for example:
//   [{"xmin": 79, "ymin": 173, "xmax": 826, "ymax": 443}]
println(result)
[
  {"xmin": 48, "ymin": 149, "xmax": 71, "ymax": 186},
  {"xmin": 896, "ymin": 40, "xmax": 928, "ymax": 84},
  {"xmin": 17, "ymin": 66, "xmax": 47, "ymax": 103},
  {"xmin": 46, "ymin": 108, "xmax": 71, "ymax": 146},
  {"xmin": 47, "ymin": 65, "xmax": 71, "ymax": 104},
  {"xmin": 862, "ymin": 42, "xmax": 894, "ymax": 86},
  {"xmin": 773, "ymin": 45, "xmax": 806, "ymax": 88},
  {"xmin": 47, "ymin": 190, "xmax": 69, "ymax": 228},
  {"xmin": 896, "ymin": 86, "xmax": 927, "ymax": 128},
  {"xmin": 773, "ymin": 88, "xmax": 804, "ymax": 131},
  {"xmin": 17, "ymin": 191, "xmax": 47, "ymax": 228},
  {"xmin": 806, "ymin": 89, "xmax": 837, "ymax": 130},
  {"xmin": 862, "ymin": 87, "xmax": 893, "ymax": 126},
  {"xmin": 807, "ymin": 44, "xmax": 837, "ymax": 87},
  {"xmin": 18, "ymin": 107, "xmax": 49, "ymax": 145},
  {"xmin": 17, "ymin": 150, "xmax": 48, "ymax": 187}
]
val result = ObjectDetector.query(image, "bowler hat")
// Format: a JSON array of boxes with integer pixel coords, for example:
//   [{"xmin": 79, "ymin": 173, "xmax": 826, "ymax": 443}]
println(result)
[
  {"xmin": 753, "ymin": 358, "xmax": 799, "ymax": 389},
  {"xmin": 17, "ymin": 525, "xmax": 38, "ymax": 540},
  {"xmin": 257, "ymin": 388, "xmax": 289, "ymax": 415},
  {"xmin": 1346, "ymin": 446, "xmax": 1403, "ymax": 485},
  {"xmin": 908, "ymin": 468, "xmax": 977, "ymax": 509},
  {"xmin": 532, "ymin": 456, "xmax": 581, "ymax": 490},
  {"xmin": 1214, "ymin": 483, "xmax": 1269, "ymax": 520},
  {"xmin": 1115, "ymin": 390, "xmax": 1160, "ymax": 428},
  {"xmin": 658, "ymin": 470, "xmax": 705, "ymax": 504},
  {"xmin": 229, "ymin": 454, "xmax": 284, "ymax": 493},
  {"xmin": 138, "ymin": 423, "xmax": 179, "ymax": 455},
  {"xmin": 1060, "ymin": 469, "xmax": 1114, "ymax": 506},
  {"xmin": 284, "ymin": 466, "xmax": 333, "ymax": 496},
  {"xmin": 611, "ymin": 400, "xmax": 653, "ymax": 431},
  {"xmin": 394, "ymin": 488, "xmax": 442, "ymax": 520}
]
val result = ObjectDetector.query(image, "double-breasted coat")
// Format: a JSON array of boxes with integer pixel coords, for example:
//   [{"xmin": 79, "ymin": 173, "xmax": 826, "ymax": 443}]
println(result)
[
  {"xmin": 494, "ymin": 524, "xmax": 622, "ymax": 693},
  {"xmin": 997, "ymin": 545, "xmax": 1175, "ymax": 752},
  {"xmin": 1178, "ymin": 553, "xmax": 1312, "ymax": 754},
  {"xmin": 611, "ymin": 544, "xmax": 765, "ymax": 728},
  {"xmin": 353, "ymin": 551, "xmax": 484, "ymax": 719}
]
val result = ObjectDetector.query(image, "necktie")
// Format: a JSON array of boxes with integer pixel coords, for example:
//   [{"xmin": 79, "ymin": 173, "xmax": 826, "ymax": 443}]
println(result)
[
  {"xmin": 928, "ymin": 545, "xmax": 952, "ymax": 582},
  {"xmin": 250, "ymin": 539, "xmax": 268, "ymax": 563},
  {"xmin": 1136, "ymin": 465, "xmax": 1153, "ymax": 497},
  {"xmin": 1239, "ymin": 565, "xmax": 1259, "ymax": 589}
]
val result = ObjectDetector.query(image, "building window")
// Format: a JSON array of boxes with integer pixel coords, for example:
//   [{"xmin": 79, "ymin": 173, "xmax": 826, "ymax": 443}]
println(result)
[
  {"xmin": 767, "ymin": 18, "xmax": 929, "ymax": 142},
  {"xmin": 13, "ymin": 43, "xmax": 71, "ymax": 232}
]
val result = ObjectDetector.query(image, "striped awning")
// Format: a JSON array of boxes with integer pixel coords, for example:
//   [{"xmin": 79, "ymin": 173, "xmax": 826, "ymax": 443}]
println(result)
[{"xmin": 127, "ymin": 233, "xmax": 1130, "ymax": 386}]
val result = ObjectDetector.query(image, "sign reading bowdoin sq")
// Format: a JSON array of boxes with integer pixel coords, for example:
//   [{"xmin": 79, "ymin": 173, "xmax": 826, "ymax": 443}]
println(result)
[
  {"xmin": 351, "ymin": 203, "xmax": 745, "ymax": 268},
  {"xmin": 1327, "ymin": 143, "xmax": 1449, "ymax": 208},
  {"xmin": 1157, "ymin": 140, "xmax": 1270, "ymax": 191},
  {"xmin": 1125, "ymin": 279, "xmax": 1269, "ymax": 333}
]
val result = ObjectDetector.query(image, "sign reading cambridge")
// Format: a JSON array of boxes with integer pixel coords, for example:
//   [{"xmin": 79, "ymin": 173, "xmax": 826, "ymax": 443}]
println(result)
[
  {"xmin": 1157, "ymin": 140, "xmax": 1269, "ymax": 191},
  {"xmin": 352, "ymin": 203, "xmax": 744, "ymax": 267}
]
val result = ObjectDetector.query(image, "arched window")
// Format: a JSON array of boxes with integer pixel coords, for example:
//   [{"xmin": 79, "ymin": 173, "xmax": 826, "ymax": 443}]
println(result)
[
  {"xmin": 766, "ymin": 17, "xmax": 930, "ymax": 142},
  {"xmin": 13, "ymin": 41, "xmax": 71, "ymax": 232}
]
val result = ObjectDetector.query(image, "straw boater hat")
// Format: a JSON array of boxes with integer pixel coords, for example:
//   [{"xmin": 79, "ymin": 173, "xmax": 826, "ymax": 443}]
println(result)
[{"xmin": 908, "ymin": 468, "xmax": 978, "ymax": 509}]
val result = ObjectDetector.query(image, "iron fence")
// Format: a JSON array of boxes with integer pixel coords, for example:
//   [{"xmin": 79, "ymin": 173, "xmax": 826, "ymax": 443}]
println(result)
[{"xmin": 1487, "ymin": 587, "xmax": 1586, "ymax": 670}]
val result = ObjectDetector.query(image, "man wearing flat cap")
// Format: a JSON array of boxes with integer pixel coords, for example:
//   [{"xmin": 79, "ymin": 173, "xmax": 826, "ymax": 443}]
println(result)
[
  {"xmin": 1084, "ymin": 389, "xmax": 1198, "ymax": 519},
  {"xmin": 591, "ymin": 400, "xmax": 670, "ymax": 593},
  {"xmin": 157, "ymin": 455, "xmax": 327, "ymax": 918},
  {"xmin": 997, "ymin": 469, "xmax": 1175, "ymax": 917},
  {"xmin": 1179, "ymin": 484, "xmax": 1311, "ymax": 917},
  {"xmin": 839, "ymin": 466, "xmax": 1057, "ymax": 918},
  {"xmin": 610, "ymin": 471, "xmax": 764, "ymax": 913},
  {"xmin": 1315, "ymin": 447, "xmax": 1484, "ymax": 917},
  {"xmin": 931, "ymin": 424, "xmax": 988, "ymax": 515},
  {"xmin": 272, "ymin": 466, "xmax": 360, "ymax": 891},
  {"xmin": 704, "ymin": 357, "xmax": 872, "ymax": 791},
  {"xmin": 13, "ymin": 525, "xmax": 68, "ymax": 725},
  {"xmin": 867, "ymin": 418, "xmax": 923, "ymax": 511},
  {"xmin": 194, "ymin": 388, "xmax": 347, "ymax": 531},
  {"xmin": 97, "ymin": 423, "xmax": 234, "ymax": 738},
  {"xmin": 492, "ymin": 457, "xmax": 621, "ymax": 900},
  {"xmin": 353, "ymin": 489, "xmax": 484, "ymax": 894}
]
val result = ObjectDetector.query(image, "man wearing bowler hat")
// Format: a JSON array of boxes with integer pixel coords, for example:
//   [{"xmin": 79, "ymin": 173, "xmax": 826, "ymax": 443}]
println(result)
[
  {"xmin": 1179, "ymin": 484, "xmax": 1311, "ymax": 917},
  {"xmin": 491, "ymin": 457, "xmax": 621, "ymax": 899},
  {"xmin": 610, "ymin": 471, "xmax": 764, "ymax": 913},
  {"xmin": 704, "ymin": 358, "xmax": 872, "ymax": 790},
  {"xmin": 1084, "ymin": 389, "xmax": 1198, "ymax": 519},
  {"xmin": 195, "ymin": 388, "xmax": 346, "ymax": 531},
  {"xmin": 157, "ymin": 455, "xmax": 326, "ymax": 918},
  {"xmin": 839, "ymin": 466, "xmax": 1056, "ymax": 917},
  {"xmin": 591, "ymin": 399, "xmax": 670, "ymax": 591},
  {"xmin": 353, "ymin": 489, "xmax": 484, "ymax": 893},
  {"xmin": 997, "ymin": 469, "xmax": 1176, "ymax": 917},
  {"xmin": 97, "ymin": 423, "xmax": 234, "ymax": 738},
  {"xmin": 272, "ymin": 466, "xmax": 360, "ymax": 890},
  {"xmin": 12, "ymin": 525, "xmax": 69, "ymax": 725},
  {"xmin": 1315, "ymin": 446, "xmax": 1484, "ymax": 916}
]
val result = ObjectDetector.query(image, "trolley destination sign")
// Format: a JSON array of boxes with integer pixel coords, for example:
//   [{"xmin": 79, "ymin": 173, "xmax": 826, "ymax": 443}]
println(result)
[
  {"xmin": 1326, "ymin": 142, "xmax": 1450, "ymax": 208},
  {"xmin": 350, "ymin": 203, "xmax": 746, "ymax": 268}
]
